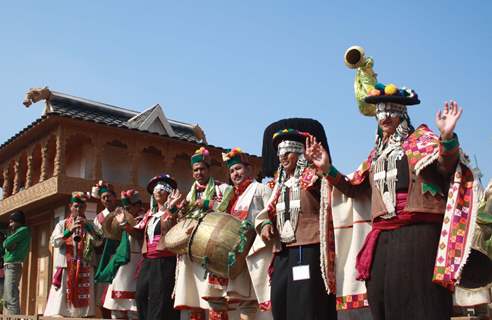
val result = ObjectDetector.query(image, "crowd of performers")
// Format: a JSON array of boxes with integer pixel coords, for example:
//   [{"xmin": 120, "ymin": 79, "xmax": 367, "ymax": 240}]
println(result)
[{"xmin": 39, "ymin": 57, "xmax": 492, "ymax": 320}]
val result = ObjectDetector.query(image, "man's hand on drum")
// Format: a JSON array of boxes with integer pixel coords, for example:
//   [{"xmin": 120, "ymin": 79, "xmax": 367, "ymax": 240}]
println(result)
[
  {"xmin": 261, "ymin": 224, "xmax": 275, "ymax": 242},
  {"xmin": 194, "ymin": 199, "xmax": 205, "ymax": 209},
  {"xmin": 305, "ymin": 135, "xmax": 331, "ymax": 174}
]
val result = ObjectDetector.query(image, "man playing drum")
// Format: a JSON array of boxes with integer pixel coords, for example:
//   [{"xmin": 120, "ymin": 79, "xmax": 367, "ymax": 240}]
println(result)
[
  {"xmin": 199, "ymin": 148, "xmax": 273, "ymax": 320},
  {"xmin": 174, "ymin": 147, "xmax": 232, "ymax": 320}
]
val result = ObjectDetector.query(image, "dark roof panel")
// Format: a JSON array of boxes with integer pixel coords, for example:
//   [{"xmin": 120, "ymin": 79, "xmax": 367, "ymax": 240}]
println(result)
[{"xmin": 48, "ymin": 94, "xmax": 201, "ymax": 142}]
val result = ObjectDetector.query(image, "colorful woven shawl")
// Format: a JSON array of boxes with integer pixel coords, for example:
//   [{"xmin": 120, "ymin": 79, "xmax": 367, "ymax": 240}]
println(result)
[{"xmin": 349, "ymin": 124, "xmax": 479, "ymax": 290}]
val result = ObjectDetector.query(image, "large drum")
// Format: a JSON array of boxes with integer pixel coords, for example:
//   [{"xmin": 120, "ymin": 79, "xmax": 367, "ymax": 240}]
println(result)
[
  {"xmin": 189, "ymin": 212, "xmax": 255, "ymax": 279},
  {"xmin": 164, "ymin": 218, "xmax": 198, "ymax": 255}
]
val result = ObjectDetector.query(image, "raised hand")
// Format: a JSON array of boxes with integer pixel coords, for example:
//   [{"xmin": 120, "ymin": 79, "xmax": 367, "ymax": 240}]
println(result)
[
  {"xmin": 435, "ymin": 100, "xmax": 463, "ymax": 140},
  {"xmin": 305, "ymin": 135, "xmax": 331, "ymax": 173},
  {"xmin": 115, "ymin": 209, "xmax": 126, "ymax": 224},
  {"xmin": 168, "ymin": 189, "xmax": 184, "ymax": 209}
]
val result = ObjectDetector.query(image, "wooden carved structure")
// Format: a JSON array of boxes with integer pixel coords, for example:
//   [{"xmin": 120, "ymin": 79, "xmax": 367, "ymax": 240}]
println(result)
[{"xmin": 0, "ymin": 88, "xmax": 262, "ymax": 315}]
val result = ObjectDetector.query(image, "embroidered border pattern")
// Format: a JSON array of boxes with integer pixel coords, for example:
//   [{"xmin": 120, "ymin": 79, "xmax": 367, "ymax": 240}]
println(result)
[{"xmin": 336, "ymin": 293, "xmax": 369, "ymax": 310}]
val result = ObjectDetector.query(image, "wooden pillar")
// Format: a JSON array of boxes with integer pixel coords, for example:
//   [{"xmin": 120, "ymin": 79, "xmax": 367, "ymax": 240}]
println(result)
[
  {"xmin": 54, "ymin": 127, "xmax": 66, "ymax": 176},
  {"xmin": 25, "ymin": 152, "xmax": 33, "ymax": 188},
  {"xmin": 40, "ymin": 140, "xmax": 49, "ymax": 182},
  {"xmin": 2, "ymin": 167, "xmax": 11, "ymax": 197},
  {"xmin": 12, "ymin": 159, "xmax": 20, "ymax": 194}
]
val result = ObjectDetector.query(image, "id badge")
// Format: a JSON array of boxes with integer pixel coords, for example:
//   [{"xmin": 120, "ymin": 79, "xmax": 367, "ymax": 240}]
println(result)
[{"xmin": 292, "ymin": 265, "xmax": 310, "ymax": 281}]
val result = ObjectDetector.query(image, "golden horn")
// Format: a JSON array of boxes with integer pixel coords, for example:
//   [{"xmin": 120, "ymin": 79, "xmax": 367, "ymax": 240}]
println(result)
[
  {"xmin": 344, "ymin": 45, "xmax": 366, "ymax": 69},
  {"xmin": 344, "ymin": 45, "xmax": 378, "ymax": 116}
]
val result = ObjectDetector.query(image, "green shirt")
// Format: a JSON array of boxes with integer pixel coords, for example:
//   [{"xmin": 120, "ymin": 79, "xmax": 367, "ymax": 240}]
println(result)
[{"xmin": 3, "ymin": 226, "xmax": 31, "ymax": 263}]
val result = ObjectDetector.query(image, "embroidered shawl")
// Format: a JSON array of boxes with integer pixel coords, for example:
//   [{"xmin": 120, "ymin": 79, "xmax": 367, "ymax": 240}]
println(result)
[{"xmin": 341, "ymin": 124, "xmax": 479, "ymax": 291}]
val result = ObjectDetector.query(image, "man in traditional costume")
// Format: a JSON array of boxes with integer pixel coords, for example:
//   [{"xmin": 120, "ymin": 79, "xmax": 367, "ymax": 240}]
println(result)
[
  {"xmin": 174, "ymin": 147, "xmax": 232, "ymax": 320},
  {"xmin": 97, "ymin": 189, "xmax": 146, "ymax": 320},
  {"xmin": 256, "ymin": 119, "xmax": 337, "ymax": 320},
  {"xmin": 91, "ymin": 180, "xmax": 119, "ymax": 317},
  {"xmin": 44, "ymin": 192, "xmax": 103, "ymax": 317},
  {"xmin": 199, "ymin": 148, "xmax": 273, "ymax": 320},
  {"xmin": 92, "ymin": 180, "xmax": 119, "ymax": 234},
  {"xmin": 305, "ymin": 79, "xmax": 481, "ymax": 319},
  {"xmin": 135, "ymin": 174, "xmax": 183, "ymax": 320}
]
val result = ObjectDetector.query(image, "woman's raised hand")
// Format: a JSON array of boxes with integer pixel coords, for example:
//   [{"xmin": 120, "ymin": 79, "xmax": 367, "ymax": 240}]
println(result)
[{"xmin": 169, "ymin": 189, "xmax": 184, "ymax": 209}]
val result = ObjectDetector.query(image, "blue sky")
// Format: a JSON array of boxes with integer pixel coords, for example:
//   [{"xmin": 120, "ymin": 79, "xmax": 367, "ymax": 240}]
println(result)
[{"xmin": 1, "ymin": 1, "xmax": 491, "ymax": 183}]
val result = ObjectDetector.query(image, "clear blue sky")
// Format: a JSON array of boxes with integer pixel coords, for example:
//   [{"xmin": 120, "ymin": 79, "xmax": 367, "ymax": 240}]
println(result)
[{"xmin": 1, "ymin": 1, "xmax": 491, "ymax": 183}]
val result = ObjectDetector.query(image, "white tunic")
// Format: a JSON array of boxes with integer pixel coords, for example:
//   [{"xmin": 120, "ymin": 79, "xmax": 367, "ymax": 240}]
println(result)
[
  {"xmin": 44, "ymin": 219, "xmax": 100, "ymax": 317},
  {"xmin": 206, "ymin": 182, "xmax": 274, "ymax": 308},
  {"xmin": 103, "ymin": 234, "xmax": 141, "ymax": 312},
  {"xmin": 174, "ymin": 182, "xmax": 229, "ymax": 310}
]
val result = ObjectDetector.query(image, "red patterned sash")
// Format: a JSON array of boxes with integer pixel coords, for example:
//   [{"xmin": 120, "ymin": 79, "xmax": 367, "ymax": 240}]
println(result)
[{"xmin": 64, "ymin": 218, "xmax": 91, "ymax": 308}]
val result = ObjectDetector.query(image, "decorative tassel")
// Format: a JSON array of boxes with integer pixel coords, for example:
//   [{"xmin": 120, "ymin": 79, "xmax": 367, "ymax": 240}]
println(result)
[
  {"xmin": 280, "ymin": 220, "xmax": 296, "ymax": 243},
  {"xmin": 382, "ymin": 191, "xmax": 395, "ymax": 217}
]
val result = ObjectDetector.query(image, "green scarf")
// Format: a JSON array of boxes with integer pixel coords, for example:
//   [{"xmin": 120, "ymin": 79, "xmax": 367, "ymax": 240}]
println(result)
[
  {"xmin": 186, "ymin": 177, "xmax": 235, "ymax": 216},
  {"xmin": 188, "ymin": 177, "xmax": 216, "ymax": 205},
  {"xmin": 215, "ymin": 186, "xmax": 234, "ymax": 212},
  {"xmin": 94, "ymin": 232, "xmax": 130, "ymax": 283}
]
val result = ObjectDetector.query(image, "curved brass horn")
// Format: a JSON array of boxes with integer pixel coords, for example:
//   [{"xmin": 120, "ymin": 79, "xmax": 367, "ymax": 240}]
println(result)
[
  {"xmin": 344, "ymin": 45, "xmax": 378, "ymax": 116},
  {"xmin": 344, "ymin": 46, "xmax": 366, "ymax": 69}
]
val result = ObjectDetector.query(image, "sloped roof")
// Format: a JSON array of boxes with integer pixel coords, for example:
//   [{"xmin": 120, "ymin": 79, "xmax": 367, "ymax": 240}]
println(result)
[
  {"xmin": 1, "ymin": 89, "xmax": 260, "ymax": 163},
  {"xmin": 47, "ymin": 92, "xmax": 201, "ymax": 142}
]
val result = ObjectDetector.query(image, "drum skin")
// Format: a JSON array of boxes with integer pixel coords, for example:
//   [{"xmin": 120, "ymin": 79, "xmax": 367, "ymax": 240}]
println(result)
[
  {"xmin": 188, "ymin": 212, "xmax": 255, "ymax": 279},
  {"xmin": 164, "ymin": 218, "xmax": 198, "ymax": 255},
  {"xmin": 102, "ymin": 207, "xmax": 136, "ymax": 241}
]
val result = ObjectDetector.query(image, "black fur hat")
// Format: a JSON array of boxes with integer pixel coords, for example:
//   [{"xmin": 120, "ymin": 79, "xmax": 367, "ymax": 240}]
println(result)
[{"xmin": 261, "ymin": 118, "xmax": 330, "ymax": 177}]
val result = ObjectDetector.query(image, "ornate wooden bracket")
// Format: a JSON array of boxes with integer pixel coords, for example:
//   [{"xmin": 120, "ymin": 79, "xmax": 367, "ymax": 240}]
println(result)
[
  {"xmin": 40, "ymin": 141, "xmax": 49, "ymax": 182},
  {"xmin": 12, "ymin": 160, "xmax": 20, "ymax": 194},
  {"xmin": 54, "ymin": 126, "xmax": 66, "ymax": 176},
  {"xmin": 25, "ymin": 153, "xmax": 33, "ymax": 188},
  {"xmin": 22, "ymin": 87, "xmax": 53, "ymax": 114}
]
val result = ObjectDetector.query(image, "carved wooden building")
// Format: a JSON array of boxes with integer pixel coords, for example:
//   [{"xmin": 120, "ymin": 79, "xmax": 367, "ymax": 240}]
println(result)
[{"xmin": 0, "ymin": 88, "xmax": 261, "ymax": 315}]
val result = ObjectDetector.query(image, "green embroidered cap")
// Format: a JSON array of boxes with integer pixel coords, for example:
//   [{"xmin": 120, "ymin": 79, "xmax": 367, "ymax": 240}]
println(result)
[
  {"xmin": 71, "ymin": 191, "xmax": 89, "ymax": 204},
  {"xmin": 191, "ymin": 147, "xmax": 211, "ymax": 166},
  {"xmin": 222, "ymin": 147, "xmax": 249, "ymax": 168}
]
